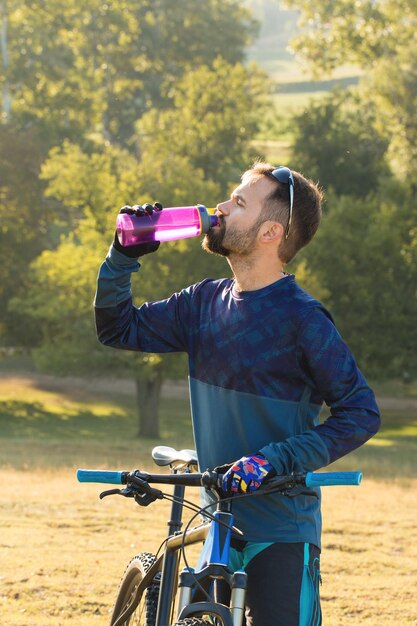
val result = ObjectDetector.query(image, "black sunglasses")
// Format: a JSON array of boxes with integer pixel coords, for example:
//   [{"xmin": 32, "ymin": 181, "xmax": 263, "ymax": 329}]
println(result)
[{"xmin": 270, "ymin": 166, "xmax": 294, "ymax": 240}]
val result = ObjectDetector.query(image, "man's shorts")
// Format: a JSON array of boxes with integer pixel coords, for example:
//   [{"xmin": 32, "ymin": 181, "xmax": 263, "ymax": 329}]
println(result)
[{"xmin": 229, "ymin": 540, "xmax": 322, "ymax": 626}]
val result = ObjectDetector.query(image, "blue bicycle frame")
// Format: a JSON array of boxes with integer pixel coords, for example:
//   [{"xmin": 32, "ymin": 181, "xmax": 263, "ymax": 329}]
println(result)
[{"xmin": 176, "ymin": 508, "xmax": 245, "ymax": 626}]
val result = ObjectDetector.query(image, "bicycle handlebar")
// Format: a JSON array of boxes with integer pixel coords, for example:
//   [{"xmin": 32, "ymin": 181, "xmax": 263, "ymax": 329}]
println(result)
[
  {"xmin": 76, "ymin": 468, "xmax": 362, "ymax": 489},
  {"xmin": 77, "ymin": 469, "xmax": 128, "ymax": 484},
  {"xmin": 305, "ymin": 471, "xmax": 362, "ymax": 487}
]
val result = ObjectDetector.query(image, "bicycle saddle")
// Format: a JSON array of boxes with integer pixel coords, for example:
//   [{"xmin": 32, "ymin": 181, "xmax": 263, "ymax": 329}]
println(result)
[{"xmin": 151, "ymin": 446, "xmax": 198, "ymax": 468}]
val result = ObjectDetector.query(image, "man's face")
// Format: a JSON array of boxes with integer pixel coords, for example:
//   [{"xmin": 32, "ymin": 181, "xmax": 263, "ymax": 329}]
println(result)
[{"xmin": 203, "ymin": 175, "xmax": 277, "ymax": 257}]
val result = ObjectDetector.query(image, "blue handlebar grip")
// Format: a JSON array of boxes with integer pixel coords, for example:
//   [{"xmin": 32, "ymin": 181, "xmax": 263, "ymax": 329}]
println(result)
[
  {"xmin": 305, "ymin": 472, "xmax": 362, "ymax": 487},
  {"xmin": 77, "ymin": 469, "xmax": 125, "ymax": 484}
]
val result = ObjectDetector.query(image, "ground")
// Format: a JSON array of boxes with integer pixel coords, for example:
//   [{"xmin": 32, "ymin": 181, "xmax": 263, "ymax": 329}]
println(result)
[{"xmin": 0, "ymin": 371, "xmax": 416, "ymax": 625}]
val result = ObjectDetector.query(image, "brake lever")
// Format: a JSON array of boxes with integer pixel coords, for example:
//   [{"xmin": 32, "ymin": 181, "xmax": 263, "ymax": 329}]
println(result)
[
  {"xmin": 285, "ymin": 488, "xmax": 319, "ymax": 499},
  {"xmin": 254, "ymin": 483, "xmax": 318, "ymax": 499},
  {"xmin": 99, "ymin": 487, "xmax": 135, "ymax": 500}
]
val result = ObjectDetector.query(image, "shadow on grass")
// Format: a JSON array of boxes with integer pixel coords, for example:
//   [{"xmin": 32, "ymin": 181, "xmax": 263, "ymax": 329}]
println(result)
[
  {"xmin": 0, "ymin": 393, "xmax": 194, "ymax": 469},
  {"xmin": 0, "ymin": 396, "xmax": 192, "ymax": 438},
  {"xmin": 0, "ymin": 399, "xmax": 128, "ymax": 440},
  {"xmin": 1, "ymin": 380, "xmax": 416, "ymax": 477}
]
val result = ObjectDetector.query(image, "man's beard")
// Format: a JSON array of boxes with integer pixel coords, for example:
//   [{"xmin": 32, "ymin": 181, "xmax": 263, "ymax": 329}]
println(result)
[
  {"xmin": 202, "ymin": 216, "xmax": 262, "ymax": 258},
  {"xmin": 202, "ymin": 218, "xmax": 230, "ymax": 257}
]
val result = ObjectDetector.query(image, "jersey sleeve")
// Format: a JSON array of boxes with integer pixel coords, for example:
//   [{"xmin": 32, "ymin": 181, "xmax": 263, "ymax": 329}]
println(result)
[
  {"xmin": 94, "ymin": 245, "xmax": 192, "ymax": 353},
  {"xmin": 260, "ymin": 306, "xmax": 381, "ymax": 474}
]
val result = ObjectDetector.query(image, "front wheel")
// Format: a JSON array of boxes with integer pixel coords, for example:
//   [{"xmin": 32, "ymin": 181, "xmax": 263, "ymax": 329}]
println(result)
[{"xmin": 110, "ymin": 552, "xmax": 160, "ymax": 626}]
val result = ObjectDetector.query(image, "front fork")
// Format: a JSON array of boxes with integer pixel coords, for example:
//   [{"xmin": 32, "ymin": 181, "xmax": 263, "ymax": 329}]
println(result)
[
  {"xmin": 177, "ymin": 508, "xmax": 247, "ymax": 626},
  {"xmin": 230, "ymin": 572, "xmax": 247, "ymax": 626},
  {"xmin": 177, "ymin": 567, "xmax": 247, "ymax": 626}
]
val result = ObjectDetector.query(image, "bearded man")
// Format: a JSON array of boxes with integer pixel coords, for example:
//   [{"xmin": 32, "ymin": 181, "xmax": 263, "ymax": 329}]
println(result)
[{"xmin": 94, "ymin": 162, "xmax": 380, "ymax": 626}]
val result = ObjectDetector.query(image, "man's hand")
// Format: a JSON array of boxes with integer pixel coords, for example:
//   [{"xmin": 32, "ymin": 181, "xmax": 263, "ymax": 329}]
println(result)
[
  {"xmin": 221, "ymin": 453, "xmax": 276, "ymax": 494},
  {"xmin": 113, "ymin": 202, "xmax": 163, "ymax": 258}
]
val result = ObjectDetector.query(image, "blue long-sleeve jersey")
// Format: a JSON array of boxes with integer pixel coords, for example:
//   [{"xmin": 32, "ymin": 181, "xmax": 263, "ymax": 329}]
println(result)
[{"xmin": 94, "ymin": 246, "xmax": 380, "ymax": 546}]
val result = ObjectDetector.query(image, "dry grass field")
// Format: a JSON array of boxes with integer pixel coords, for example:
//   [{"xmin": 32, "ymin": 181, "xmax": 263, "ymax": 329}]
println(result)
[{"xmin": 1, "ymin": 372, "xmax": 416, "ymax": 625}]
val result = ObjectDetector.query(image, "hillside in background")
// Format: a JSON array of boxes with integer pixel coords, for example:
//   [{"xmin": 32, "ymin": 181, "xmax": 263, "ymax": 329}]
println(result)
[{"xmin": 246, "ymin": 0, "xmax": 361, "ymax": 83}]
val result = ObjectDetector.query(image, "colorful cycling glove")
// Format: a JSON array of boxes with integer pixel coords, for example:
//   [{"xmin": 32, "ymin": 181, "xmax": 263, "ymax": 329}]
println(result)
[{"xmin": 222, "ymin": 453, "xmax": 276, "ymax": 494}]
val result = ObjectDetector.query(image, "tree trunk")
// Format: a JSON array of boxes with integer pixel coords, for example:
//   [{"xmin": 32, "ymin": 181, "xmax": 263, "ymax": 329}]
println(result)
[{"xmin": 135, "ymin": 371, "xmax": 163, "ymax": 438}]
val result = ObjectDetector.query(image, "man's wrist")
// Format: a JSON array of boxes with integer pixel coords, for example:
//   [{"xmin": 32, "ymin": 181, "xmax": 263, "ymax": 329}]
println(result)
[
  {"xmin": 108, "ymin": 244, "xmax": 141, "ymax": 269},
  {"xmin": 259, "ymin": 446, "xmax": 283, "ymax": 476}
]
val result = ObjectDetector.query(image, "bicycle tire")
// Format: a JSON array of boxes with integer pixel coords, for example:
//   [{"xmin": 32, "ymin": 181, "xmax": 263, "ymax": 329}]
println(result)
[{"xmin": 110, "ymin": 552, "xmax": 160, "ymax": 626}]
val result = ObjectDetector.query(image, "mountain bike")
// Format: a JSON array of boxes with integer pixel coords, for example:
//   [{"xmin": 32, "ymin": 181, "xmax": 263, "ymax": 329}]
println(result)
[{"xmin": 77, "ymin": 445, "xmax": 362, "ymax": 626}]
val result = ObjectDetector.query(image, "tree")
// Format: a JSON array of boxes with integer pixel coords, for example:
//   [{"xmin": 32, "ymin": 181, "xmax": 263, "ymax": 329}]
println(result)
[
  {"xmin": 283, "ymin": 0, "xmax": 417, "ymax": 381},
  {"xmin": 0, "ymin": 0, "xmax": 12, "ymax": 124},
  {"xmin": 11, "ymin": 144, "xmax": 224, "ymax": 436},
  {"xmin": 1, "ymin": 0, "xmax": 257, "ymax": 145},
  {"xmin": 0, "ymin": 125, "xmax": 52, "ymax": 345},
  {"xmin": 285, "ymin": 0, "xmax": 417, "ymax": 182},
  {"xmin": 284, "ymin": 0, "xmax": 414, "ymax": 73},
  {"xmin": 290, "ymin": 89, "xmax": 390, "ymax": 197},
  {"xmin": 368, "ymin": 53, "xmax": 417, "ymax": 184},
  {"xmin": 0, "ymin": 0, "xmax": 261, "ymax": 349},
  {"xmin": 136, "ymin": 58, "xmax": 269, "ymax": 193},
  {"xmin": 300, "ymin": 184, "xmax": 417, "ymax": 379},
  {"xmin": 12, "ymin": 58, "xmax": 267, "ymax": 436},
  {"xmin": 9, "ymin": 138, "xmax": 226, "ymax": 437}
]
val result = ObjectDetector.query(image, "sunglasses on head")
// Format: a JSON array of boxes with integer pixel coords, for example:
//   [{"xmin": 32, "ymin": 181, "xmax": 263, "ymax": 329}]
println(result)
[{"xmin": 270, "ymin": 166, "xmax": 294, "ymax": 240}]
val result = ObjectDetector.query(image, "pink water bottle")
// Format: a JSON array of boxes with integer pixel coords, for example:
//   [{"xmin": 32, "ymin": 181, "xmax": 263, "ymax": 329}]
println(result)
[{"xmin": 116, "ymin": 205, "xmax": 219, "ymax": 246}]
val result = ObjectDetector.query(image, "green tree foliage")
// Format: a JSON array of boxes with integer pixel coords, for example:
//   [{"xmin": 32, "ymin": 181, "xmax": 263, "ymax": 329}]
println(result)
[
  {"xmin": 137, "ymin": 58, "xmax": 269, "ymax": 193},
  {"xmin": 301, "ymin": 184, "xmax": 417, "ymax": 379},
  {"xmin": 284, "ymin": 0, "xmax": 416, "ymax": 381},
  {"xmin": 2, "ymin": 0, "xmax": 264, "ymax": 435},
  {"xmin": 0, "ymin": 0, "xmax": 259, "ymax": 353},
  {"xmin": 291, "ymin": 90, "xmax": 389, "ymax": 197},
  {"xmin": 11, "ymin": 74, "xmax": 257, "ymax": 434},
  {"xmin": 368, "ymin": 53, "xmax": 417, "ymax": 183},
  {"xmin": 21, "ymin": 55, "xmax": 268, "ymax": 431},
  {"xmin": 285, "ymin": 0, "xmax": 417, "ymax": 181},
  {"xmin": 284, "ymin": 0, "xmax": 414, "ymax": 72},
  {"xmin": 0, "ymin": 125, "xmax": 50, "ymax": 344},
  {"xmin": 39, "ymin": 141, "xmax": 142, "ymax": 230},
  {"xmin": 1, "ymin": 0, "xmax": 257, "ymax": 145}
]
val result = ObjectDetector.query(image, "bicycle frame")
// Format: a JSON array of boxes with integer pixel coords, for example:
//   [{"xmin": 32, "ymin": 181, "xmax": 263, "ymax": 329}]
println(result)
[
  {"xmin": 161, "ymin": 490, "xmax": 244, "ymax": 626},
  {"xmin": 77, "ymin": 457, "xmax": 362, "ymax": 626},
  {"xmin": 175, "ymin": 506, "xmax": 245, "ymax": 626}
]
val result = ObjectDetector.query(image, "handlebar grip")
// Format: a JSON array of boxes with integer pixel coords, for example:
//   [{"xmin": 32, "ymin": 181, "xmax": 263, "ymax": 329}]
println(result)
[
  {"xmin": 77, "ymin": 469, "xmax": 125, "ymax": 484},
  {"xmin": 305, "ymin": 472, "xmax": 362, "ymax": 487}
]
